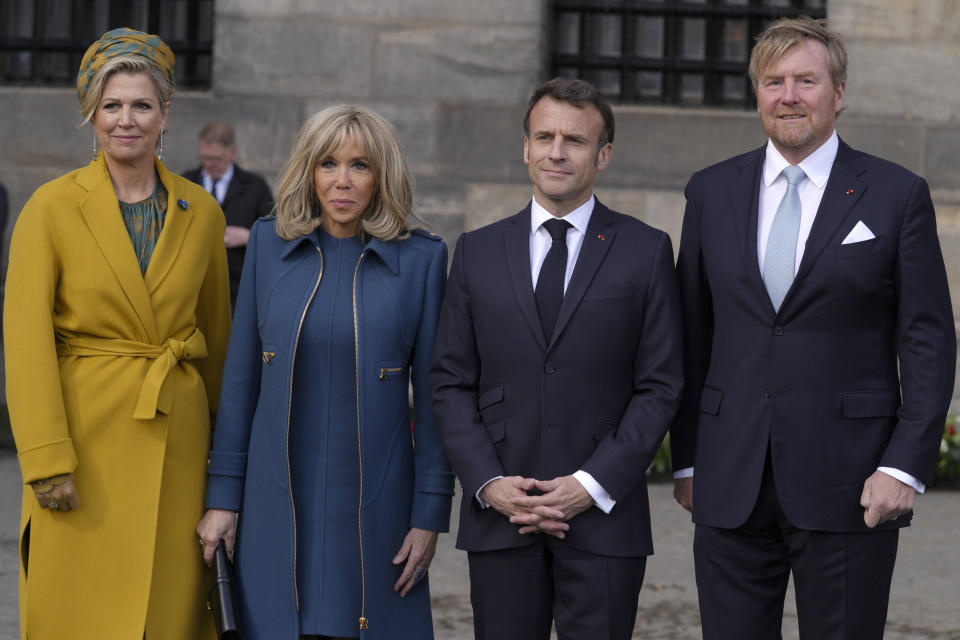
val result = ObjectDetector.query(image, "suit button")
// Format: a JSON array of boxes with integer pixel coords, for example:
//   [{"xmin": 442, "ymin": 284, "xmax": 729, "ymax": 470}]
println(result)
[
  {"xmin": 544, "ymin": 363, "xmax": 556, "ymax": 374},
  {"xmin": 764, "ymin": 388, "xmax": 772, "ymax": 398},
  {"xmin": 773, "ymin": 326, "xmax": 784, "ymax": 336}
]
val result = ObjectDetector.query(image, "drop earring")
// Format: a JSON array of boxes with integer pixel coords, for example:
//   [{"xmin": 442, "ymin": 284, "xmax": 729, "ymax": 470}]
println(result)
[
  {"xmin": 92, "ymin": 131, "xmax": 99, "ymax": 162},
  {"xmin": 158, "ymin": 129, "xmax": 165, "ymax": 162}
]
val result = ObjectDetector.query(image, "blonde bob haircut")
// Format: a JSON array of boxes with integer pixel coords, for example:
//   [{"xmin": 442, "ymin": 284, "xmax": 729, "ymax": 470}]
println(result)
[
  {"xmin": 274, "ymin": 105, "xmax": 423, "ymax": 242},
  {"xmin": 748, "ymin": 16, "xmax": 847, "ymax": 93},
  {"xmin": 79, "ymin": 55, "xmax": 174, "ymax": 126}
]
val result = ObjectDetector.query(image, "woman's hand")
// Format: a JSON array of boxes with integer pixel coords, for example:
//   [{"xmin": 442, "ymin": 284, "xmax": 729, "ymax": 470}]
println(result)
[
  {"xmin": 392, "ymin": 527, "xmax": 439, "ymax": 598},
  {"xmin": 32, "ymin": 474, "xmax": 80, "ymax": 512},
  {"xmin": 197, "ymin": 508, "xmax": 238, "ymax": 566}
]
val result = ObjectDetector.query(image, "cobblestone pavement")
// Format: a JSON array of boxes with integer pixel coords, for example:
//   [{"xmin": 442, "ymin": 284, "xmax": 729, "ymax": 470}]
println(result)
[{"xmin": 1, "ymin": 450, "xmax": 958, "ymax": 639}]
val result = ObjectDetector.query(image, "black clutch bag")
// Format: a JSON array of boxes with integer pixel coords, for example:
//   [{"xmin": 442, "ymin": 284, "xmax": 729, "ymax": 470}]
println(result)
[{"xmin": 206, "ymin": 541, "xmax": 241, "ymax": 639}]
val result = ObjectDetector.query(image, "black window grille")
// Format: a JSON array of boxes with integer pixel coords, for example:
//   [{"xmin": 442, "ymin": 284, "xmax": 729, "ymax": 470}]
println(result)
[
  {"xmin": 0, "ymin": 0, "xmax": 214, "ymax": 90},
  {"xmin": 550, "ymin": 0, "xmax": 827, "ymax": 108}
]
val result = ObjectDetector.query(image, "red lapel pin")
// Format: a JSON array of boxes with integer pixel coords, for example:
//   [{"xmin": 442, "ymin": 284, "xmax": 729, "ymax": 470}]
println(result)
[
  {"xmin": 844, "ymin": 188, "xmax": 854, "ymax": 195},
  {"xmin": 597, "ymin": 234, "xmax": 605, "ymax": 241}
]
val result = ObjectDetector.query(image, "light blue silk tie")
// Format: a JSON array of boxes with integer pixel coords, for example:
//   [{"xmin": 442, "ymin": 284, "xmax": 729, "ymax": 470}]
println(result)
[{"xmin": 763, "ymin": 165, "xmax": 806, "ymax": 312}]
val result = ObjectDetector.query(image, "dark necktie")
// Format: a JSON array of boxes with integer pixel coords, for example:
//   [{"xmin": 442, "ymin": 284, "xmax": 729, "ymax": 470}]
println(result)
[
  {"xmin": 209, "ymin": 177, "xmax": 220, "ymax": 203},
  {"xmin": 535, "ymin": 218, "xmax": 571, "ymax": 343}
]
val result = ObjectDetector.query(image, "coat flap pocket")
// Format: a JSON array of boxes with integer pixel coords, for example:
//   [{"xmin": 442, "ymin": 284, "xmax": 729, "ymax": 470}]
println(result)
[
  {"xmin": 698, "ymin": 386, "xmax": 723, "ymax": 416},
  {"xmin": 841, "ymin": 390, "xmax": 900, "ymax": 418},
  {"xmin": 594, "ymin": 420, "xmax": 618, "ymax": 442},
  {"xmin": 485, "ymin": 419, "xmax": 505, "ymax": 443},
  {"xmin": 478, "ymin": 384, "xmax": 504, "ymax": 410}
]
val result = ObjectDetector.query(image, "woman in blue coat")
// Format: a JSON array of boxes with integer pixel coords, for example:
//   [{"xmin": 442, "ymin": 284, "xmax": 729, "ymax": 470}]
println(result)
[{"xmin": 197, "ymin": 105, "xmax": 455, "ymax": 640}]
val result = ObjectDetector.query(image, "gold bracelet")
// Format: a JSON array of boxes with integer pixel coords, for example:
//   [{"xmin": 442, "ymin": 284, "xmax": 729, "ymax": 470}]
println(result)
[{"xmin": 31, "ymin": 474, "xmax": 70, "ymax": 494}]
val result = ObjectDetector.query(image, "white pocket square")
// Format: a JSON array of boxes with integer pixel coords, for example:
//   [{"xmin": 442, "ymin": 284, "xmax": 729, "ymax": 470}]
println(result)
[{"xmin": 841, "ymin": 221, "xmax": 876, "ymax": 244}]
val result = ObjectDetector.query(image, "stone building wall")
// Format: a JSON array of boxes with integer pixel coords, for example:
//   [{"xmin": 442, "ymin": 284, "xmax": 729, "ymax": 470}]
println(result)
[{"xmin": 1, "ymin": 0, "xmax": 958, "ymax": 404}]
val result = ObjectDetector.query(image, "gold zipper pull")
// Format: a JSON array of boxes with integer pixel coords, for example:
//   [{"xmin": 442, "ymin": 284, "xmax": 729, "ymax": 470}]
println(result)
[
  {"xmin": 378, "ymin": 366, "xmax": 402, "ymax": 380},
  {"xmin": 359, "ymin": 617, "xmax": 369, "ymax": 630},
  {"xmin": 262, "ymin": 351, "xmax": 275, "ymax": 364}
]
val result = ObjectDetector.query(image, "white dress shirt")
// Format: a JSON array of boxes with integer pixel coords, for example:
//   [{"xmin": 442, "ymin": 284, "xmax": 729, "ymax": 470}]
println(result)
[
  {"xmin": 476, "ymin": 195, "xmax": 617, "ymax": 514},
  {"xmin": 676, "ymin": 132, "xmax": 925, "ymax": 493},
  {"xmin": 202, "ymin": 163, "xmax": 234, "ymax": 205}
]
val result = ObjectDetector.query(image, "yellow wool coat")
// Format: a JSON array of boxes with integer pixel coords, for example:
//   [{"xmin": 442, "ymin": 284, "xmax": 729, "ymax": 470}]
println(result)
[{"xmin": 3, "ymin": 153, "xmax": 231, "ymax": 640}]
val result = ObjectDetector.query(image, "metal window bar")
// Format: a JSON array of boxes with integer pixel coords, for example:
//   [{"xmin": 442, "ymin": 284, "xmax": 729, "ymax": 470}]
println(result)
[
  {"xmin": 550, "ymin": 0, "xmax": 827, "ymax": 108},
  {"xmin": 0, "ymin": 0, "xmax": 213, "ymax": 89}
]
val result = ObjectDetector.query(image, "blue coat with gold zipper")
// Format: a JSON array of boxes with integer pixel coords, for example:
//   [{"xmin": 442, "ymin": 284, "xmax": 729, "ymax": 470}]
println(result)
[{"xmin": 205, "ymin": 217, "xmax": 454, "ymax": 639}]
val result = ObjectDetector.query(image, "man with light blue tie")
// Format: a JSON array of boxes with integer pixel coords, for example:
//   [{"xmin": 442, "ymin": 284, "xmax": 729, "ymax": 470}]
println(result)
[{"xmin": 671, "ymin": 16, "xmax": 955, "ymax": 640}]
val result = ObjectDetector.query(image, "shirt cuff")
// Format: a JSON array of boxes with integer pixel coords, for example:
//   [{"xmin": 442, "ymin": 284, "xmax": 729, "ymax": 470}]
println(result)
[
  {"xmin": 673, "ymin": 467, "xmax": 694, "ymax": 479},
  {"xmin": 573, "ymin": 470, "xmax": 615, "ymax": 514},
  {"xmin": 877, "ymin": 466, "xmax": 925, "ymax": 494},
  {"xmin": 475, "ymin": 476, "xmax": 504, "ymax": 508}
]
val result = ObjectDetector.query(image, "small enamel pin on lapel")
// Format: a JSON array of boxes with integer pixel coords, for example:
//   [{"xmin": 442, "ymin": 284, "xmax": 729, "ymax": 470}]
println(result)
[
  {"xmin": 844, "ymin": 188, "xmax": 854, "ymax": 195},
  {"xmin": 178, "ymin": 198, "xmax": 188, "ymax": 210},
  {"xmin": 597, "ymin": 234, "xmax": 605, "ymax": 240}
]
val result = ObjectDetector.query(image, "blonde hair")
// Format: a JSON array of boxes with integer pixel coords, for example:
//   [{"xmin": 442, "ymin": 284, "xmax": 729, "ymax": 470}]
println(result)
[
  {"xmin": 748, "ymin": 16, "xmax": 847, "ymax": 92},
  {"xmin": 274, "ymin": 105, "xmax": 423, "ymax": 242},
  {"xmin": 79, "ymin": 55, "xmax": 174, "ymax": 125}
]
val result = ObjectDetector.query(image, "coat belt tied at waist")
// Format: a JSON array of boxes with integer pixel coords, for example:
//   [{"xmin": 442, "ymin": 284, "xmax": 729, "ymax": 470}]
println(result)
[{"xmin": 55, "ymin": 329, "xmax": 208, "ymax": 419}]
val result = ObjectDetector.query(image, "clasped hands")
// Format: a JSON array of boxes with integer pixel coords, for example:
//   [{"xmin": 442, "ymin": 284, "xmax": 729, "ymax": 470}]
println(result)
[{"xmin": 480, "ymin": 475, "xmax": 594, "ymax": 539}]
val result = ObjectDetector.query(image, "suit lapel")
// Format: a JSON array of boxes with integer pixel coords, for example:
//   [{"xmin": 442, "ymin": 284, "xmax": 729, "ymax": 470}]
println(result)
[
  {"xmin": 145, "ymin": 159, "xmax": 194, "ymax": 297},
  {"xmin": 549, "ymin": 201, "xmax": 615, "ymax": 349},
  {"xmin": 504, "ymin": 206, "xmax": 547, "ymax": 350},
  {"xmin": 791, "ymin": 141, "xmax": 866, "ymax": 288},
  {"xmin": 77, "ymin": 154, "xmax": 158, "ymax": 342},
  {"xmin": 221, "ymin": 167, "xmax": 243, "ymax": 209},
  {"xmin": 728, "ymin": 147, "xmax": 768, "ymax": 303}
]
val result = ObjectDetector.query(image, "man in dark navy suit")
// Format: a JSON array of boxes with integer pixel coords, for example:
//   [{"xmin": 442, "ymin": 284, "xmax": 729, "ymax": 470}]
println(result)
[
  {"xmin": 184, "ymin": 122, "xmax": 273, "ymax": 309},
  {"xmin": 672, "ymin": 17, "xmax": 955, "ymax": 639},
  {"xmin": 431, "ymin": 78, "xmax": 683, "ymax": 640}
]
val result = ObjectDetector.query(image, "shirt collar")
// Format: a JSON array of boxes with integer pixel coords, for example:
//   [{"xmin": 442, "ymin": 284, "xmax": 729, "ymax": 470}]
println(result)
[
  {"xmin": 203, "ymin": 163, "xmax": 235, "ymax": 185},
  {"xmin": 762, "ymin": 131, "xmax": 838, "ymax": 189},
  {"xmin": 530, "ymin": 195, "xmax": 594, "ymax": 235}
]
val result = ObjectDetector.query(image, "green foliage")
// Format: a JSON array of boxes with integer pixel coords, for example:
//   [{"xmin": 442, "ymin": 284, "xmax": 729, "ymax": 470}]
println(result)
[
  {"xmin": 646, "ymin": 433, "xmax": 673, "ymax": 481},
  {"xmin": 936, "ymin": 413, "xmax": 960, "ymax": 487}
]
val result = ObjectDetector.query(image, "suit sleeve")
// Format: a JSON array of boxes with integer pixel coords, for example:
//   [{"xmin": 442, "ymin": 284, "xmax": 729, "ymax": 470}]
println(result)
[
  {"xmin": 204, "ymin": 219, "xmax": 265, "ymax": 510},
  {"xmin": 409, "ymin": 239, "xmax": 455, "ymax": 532},
  {"xmin": 430, "ymin": 233, "xmax": 506, "ymax": 499},
  {"xmin": 580, "ymin": 232, "xmax": 684, "ymax": 500},
  {"xmin": 880, "ymin": 176, "xmax": 956, "ymax": 484},
  {"xmin": 194, "ymin": 202, "xmax": 232, "ymax": 418},
  {"xmin": 255, "ymin": 176, "xmax": 275, "ymax": 220},
  {"xmin": 3, "ymin": 193, "xmax": 78, "ymax": 484},
  {"xmin": 670, "ymin": 176, "xmax": 714, "ymax": 471}
]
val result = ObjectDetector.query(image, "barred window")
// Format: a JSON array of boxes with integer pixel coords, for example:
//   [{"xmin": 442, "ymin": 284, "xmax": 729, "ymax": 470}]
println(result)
[
  {"xmin": 0, "ymin": 0, "xmax": 214, "ymax": 89},
  {"xmin": 550, "ymin": 0, "xmax": 827, "ymax": 108}
]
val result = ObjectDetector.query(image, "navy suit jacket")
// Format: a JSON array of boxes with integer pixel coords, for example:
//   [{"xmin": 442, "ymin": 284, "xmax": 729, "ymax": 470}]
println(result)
[
  {"xmin": 431, "ymin": 200, "xmax": 683, "ymax": 557},
  {"xmin": 671, "ymin": 140, "xmax": 956, "ymax": 532}
]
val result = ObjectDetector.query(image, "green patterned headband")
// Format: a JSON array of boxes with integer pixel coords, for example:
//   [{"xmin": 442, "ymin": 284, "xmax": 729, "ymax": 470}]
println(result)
[{"xmin": 76, "ymin": 27, "xmax": 175, "ymax": 104}]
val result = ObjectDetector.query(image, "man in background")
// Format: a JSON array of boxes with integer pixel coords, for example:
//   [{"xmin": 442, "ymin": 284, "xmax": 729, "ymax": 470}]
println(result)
[{"xmin": 184, "ymin": 122, "xmax": 274, "ymax": 309}]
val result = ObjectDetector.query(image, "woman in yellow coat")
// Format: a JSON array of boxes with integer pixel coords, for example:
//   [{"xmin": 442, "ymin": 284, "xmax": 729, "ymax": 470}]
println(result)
[{"xmin": 3, "ymin": 29, "xmax": 230, "ymax": 640}]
